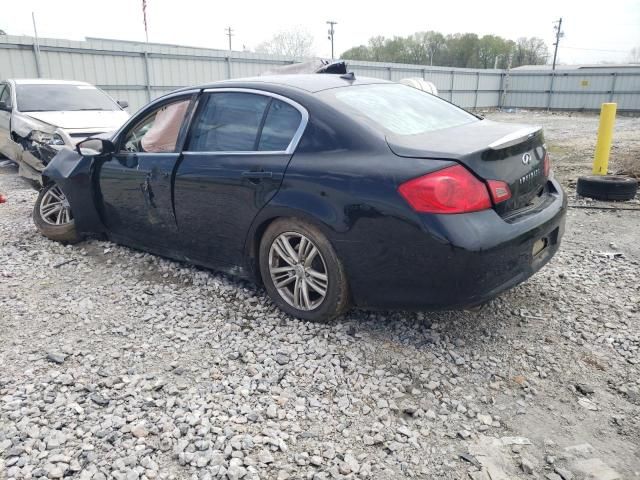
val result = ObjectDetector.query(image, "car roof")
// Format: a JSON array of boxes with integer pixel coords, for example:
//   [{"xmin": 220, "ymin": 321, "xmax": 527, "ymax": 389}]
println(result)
[
  {"xmin": 201, "ymin": 74, "xmax": 392, "ymax": 93},
  {"xmin": 9, "ymin": 79, "xmax": 93, "ymax": 86}
]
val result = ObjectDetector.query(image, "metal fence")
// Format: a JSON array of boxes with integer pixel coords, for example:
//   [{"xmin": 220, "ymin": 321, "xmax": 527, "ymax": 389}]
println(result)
[{"xmin": 1, "ymin": 35, "xmax": 639, "ymax": 113}]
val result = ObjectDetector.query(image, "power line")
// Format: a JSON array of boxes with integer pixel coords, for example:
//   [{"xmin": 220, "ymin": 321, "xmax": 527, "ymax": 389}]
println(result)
[
  {"xmin": 326, "ymin": 21, "xmax": 337, "ymax": 60},
  {"xmin": 551, "ymin": 17, "xmax": 564, "ymax": 70},
  {"xmin": 561, "ymin": 45, "xmax": 630, "ymax": 53}
]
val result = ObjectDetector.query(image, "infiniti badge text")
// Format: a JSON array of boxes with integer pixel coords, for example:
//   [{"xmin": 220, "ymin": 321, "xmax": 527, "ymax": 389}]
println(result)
[{"xmin": 519, "ymin": 167, "xmax": 541, "ymax": 185}]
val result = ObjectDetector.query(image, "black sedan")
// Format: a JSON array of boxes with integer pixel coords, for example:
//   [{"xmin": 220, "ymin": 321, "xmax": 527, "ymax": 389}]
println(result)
[{"xmin": 34, "ymin": 74, "xmax": 566, "ymax": 321}]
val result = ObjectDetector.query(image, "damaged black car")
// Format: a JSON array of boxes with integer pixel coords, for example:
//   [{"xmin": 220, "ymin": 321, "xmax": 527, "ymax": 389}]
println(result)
[{"xmin": 33, "ymin": 74, "xmax": 567, "ymax": 321}]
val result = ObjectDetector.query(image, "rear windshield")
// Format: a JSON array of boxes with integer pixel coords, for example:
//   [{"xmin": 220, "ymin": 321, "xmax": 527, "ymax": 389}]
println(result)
[
  {"xmin": 16, "ymin": 84, "xmax": 120, "ymax": 112},
  {"xmin": 326, "ymin": 83, "xmax": 477, "ymax": 135}
]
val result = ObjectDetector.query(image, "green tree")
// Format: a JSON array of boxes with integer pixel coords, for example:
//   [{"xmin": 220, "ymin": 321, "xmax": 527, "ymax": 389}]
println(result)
[
  {"xmin": 368, "ymin": 36, "xmax": 387, "ymax": 62},
  {"xmin": 340, "ymin": 30, "xmax": 549, "ymax": 69},
  {"xmin": 342, "ymin": 45, "xmax": 371, "ymax": 61},
  {"xmin": 478, "ymin": 35, "xmax": 513, "ymax": 69},
  {"xmin": 446, "ymin": 33, "xmax": 480, "ymax": 67}
]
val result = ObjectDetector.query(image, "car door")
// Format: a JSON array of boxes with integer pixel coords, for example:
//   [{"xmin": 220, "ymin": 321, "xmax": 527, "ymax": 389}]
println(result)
[
  {"xmin": 174, "ymin": 89, "xmax": 307, "ymax": 273},
  {"xmin": 96, "ymin": 93, "xmax": 195, "ymax": 253},
  {"xmin": 0, "ymin": 83, "xmax": 16, "ymax": 160}
]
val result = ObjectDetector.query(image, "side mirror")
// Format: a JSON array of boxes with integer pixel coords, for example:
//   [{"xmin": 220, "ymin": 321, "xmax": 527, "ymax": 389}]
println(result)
[
  {"xmin": 117, "ymin": 100, "xmax": 129, "ymax": 109},
  {"xmin": 0, "ymin": 100, "xmax": 10, "ymax": 111},
  {"xmin": 76, "ymin": 137, "xmax": 115, "ymax": 156}
]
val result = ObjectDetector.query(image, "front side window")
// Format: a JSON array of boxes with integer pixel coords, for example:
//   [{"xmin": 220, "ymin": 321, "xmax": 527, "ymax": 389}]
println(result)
[
  {"xmin": 187, "ymin": 93, "xmax": 270, "ymax": 152},
  {"xmin": 0, "ymin": 85, "xmax": 11, "ymax": 108},
  {"xmin": 326, "ymin": 83, "xmax": 478, "ymax": 136},
  {"xmin": 16, "ymin": 84, "xmax": 119, "ymax": 112},
  {"xmin": 122, "ymin": 98, "xmax": 190, "ymax": 153},
  {"xmin": 258, "ymin": 99, "xmax": 302, "ymax": 151}
]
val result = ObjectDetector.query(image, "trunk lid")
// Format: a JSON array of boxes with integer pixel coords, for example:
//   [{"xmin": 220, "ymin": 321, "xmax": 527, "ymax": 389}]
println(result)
[{"xmin": 387, "ymin": 120, "xmax": 548, "ymax": 215}]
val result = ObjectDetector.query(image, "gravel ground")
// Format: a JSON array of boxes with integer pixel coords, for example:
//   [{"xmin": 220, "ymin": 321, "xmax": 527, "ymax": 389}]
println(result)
[{"xmin": 1, "ymin": 112, "xmax": 639, "ymax": 480}]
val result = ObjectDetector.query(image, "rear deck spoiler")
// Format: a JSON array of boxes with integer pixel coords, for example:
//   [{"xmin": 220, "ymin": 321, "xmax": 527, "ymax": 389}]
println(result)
[{"xmin": 487, "ymin": 126, "xmax": 542, "ymax": 150}]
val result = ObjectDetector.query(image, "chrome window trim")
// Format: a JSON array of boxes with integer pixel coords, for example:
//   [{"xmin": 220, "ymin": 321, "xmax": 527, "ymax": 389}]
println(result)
[{"xmin": 190, "ymin": 87, "xmax": 309, "ymax": 155}]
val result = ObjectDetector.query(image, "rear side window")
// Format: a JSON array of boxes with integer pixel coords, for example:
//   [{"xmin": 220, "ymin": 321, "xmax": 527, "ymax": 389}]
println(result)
[
  {"xmin": 187, "ymin": 92, "xmax": 269, "ymax": 152},
  {"xmin": 258, "ymin": 99, "xmax": 302, "ymax": 151},
  {"xmin": 327, "ymin": 83, "xmax": 477, "ymax": 135}
]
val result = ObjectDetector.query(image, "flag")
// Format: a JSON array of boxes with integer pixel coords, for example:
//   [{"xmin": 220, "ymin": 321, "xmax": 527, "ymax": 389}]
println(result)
[{"xmin": 141, "ymin": 0, "xmax": 149, "ymax": 42}]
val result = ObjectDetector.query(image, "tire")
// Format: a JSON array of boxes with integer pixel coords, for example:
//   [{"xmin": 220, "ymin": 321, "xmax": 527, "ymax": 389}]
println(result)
[
  {"xmin": 33, "ymin": 183, "xmax": 81, "ymax": 244},
  {"xmin": 576, "ymin": 175, "xmax": 638, "ymax": 201},
  {"xmin": 259, "ymin": 218, "xmax": 350, "ymax": 322}
]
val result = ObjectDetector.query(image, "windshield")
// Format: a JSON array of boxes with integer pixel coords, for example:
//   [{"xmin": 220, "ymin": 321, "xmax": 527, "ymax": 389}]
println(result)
[
  {"xmin": 16, "ymin": 84, "xmax": 120, "ymax": 112},
  {"xmin": 326, "ymin": 83, "xmax": 478, "ymax": 135}
]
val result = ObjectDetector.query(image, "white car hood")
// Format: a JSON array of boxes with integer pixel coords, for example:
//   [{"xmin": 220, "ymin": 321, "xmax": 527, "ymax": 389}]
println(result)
[{"xmin": 23, "ymin": 110, "xmax": 130, "ymax": 130}]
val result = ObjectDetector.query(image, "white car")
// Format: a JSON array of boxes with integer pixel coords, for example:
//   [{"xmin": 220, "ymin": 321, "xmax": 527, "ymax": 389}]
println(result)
[{"xmin": 0, "ymin": 79, "xmax": 130, "ymax": 182}]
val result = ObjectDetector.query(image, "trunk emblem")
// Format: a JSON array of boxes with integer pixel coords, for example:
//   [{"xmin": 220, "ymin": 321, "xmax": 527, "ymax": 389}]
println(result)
[{"xmin": 522, "ymin": 153, "xmax": 532, "ymax": 165}]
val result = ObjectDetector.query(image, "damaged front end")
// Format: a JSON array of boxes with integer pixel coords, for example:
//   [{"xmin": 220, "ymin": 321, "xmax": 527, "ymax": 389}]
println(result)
[{"xmin": 11, "ymin": 115, "xmax": 67, "ymax": 184}]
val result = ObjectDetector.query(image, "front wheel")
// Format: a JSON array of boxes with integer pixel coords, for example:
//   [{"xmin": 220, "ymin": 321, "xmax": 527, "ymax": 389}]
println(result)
[
  {"xmin": 33, "ymin": 183, "xmax": 80, "ymax": 243},
  {"xmin": 259, "ymin": 218, "xmax": 350, "ymax": 322}
]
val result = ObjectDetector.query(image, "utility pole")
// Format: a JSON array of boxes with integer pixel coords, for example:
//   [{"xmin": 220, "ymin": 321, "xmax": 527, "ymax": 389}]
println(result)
[
  {"xmin": 552, "ymin": 17, "xmax": 564, "ymax": 70},
  {"xmin": 225, "ymin": 26, "xmax": 233, "ymax": 51},
  {"xmin": 326, "ymin": 21, "xmax": 337, "ymax": 59},
  {"xmin": 31, "ymin": 12, "xmax": 42, "ymax": 78}
]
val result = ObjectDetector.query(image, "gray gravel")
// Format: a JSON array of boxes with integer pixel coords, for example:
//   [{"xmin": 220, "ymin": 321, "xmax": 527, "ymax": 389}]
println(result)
[{"xmin": 1, "ymin": 112, "xmax": 639, "ymax": 479}]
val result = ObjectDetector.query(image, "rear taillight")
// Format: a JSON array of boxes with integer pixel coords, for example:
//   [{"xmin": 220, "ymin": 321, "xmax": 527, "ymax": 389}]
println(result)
[
  {"xmin": 543, "ymin": 152, "xmax": 551, "ymax": 177},
  {"xmin": 487, "ymin": 180, "xmax": 512, "ymax": 204},
  {"xmin": 398, "ymin": 165, "xmax": 492, "ymax": 214}
]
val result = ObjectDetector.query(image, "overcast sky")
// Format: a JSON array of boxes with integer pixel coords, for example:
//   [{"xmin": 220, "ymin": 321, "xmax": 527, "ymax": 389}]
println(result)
[{"xmin": 5, "ymin": 0, "xmax": 640, "ymax": 64}]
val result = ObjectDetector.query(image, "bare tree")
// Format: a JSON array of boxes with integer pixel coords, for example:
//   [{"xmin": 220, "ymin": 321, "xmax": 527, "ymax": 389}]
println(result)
[
  {"xmin": 629, "ymin": 47, "xmax": 640, "ymax": 63},
  {"xmin": 513, "ymin": 37, "xmax": 549, "ymax": 66},
  {"xmin": 256, "ymin": 28, "xmax": 314, "ymax": 58}
]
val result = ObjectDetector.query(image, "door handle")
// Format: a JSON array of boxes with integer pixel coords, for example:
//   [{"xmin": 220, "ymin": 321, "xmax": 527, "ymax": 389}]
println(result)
[{"xmin": 242, "ymin": 171, "xmax": 273, "ymax": 180}]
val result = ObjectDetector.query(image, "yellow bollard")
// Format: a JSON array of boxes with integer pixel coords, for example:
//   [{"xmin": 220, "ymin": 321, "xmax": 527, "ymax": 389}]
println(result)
[{"xmin": 592, "ymin": 102, "xmax": 617, "ymax": 175}]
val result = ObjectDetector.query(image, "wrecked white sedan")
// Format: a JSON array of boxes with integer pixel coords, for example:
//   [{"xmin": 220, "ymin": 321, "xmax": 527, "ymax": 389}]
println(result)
[{"xmin": 0, "ymin": 79, "xmax": 130, "ymax": 182}]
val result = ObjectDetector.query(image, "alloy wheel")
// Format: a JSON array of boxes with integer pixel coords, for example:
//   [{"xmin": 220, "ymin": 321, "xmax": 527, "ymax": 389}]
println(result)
[
  {"xmin": 268, "ymin": 232, "xmax": 329, "ymax": 311},
  {"xmin": 39, "ymin": 185, "xmax": 73, "ymax": 226}
]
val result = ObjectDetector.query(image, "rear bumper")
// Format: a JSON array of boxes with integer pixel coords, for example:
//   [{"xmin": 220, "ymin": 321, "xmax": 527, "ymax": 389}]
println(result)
[{"xmin": 335, "ymin": 178, "xmax": 567, "ymax": 310}]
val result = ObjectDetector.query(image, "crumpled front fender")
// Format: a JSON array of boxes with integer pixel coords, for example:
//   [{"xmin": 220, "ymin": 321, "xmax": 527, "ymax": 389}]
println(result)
[
  {"xmin": 43, "ymin": 147, "xmax": 106, "ymax": 237},
  {"xmin": 11, "ymin": 113, "xmax": 53, "ymax": 138}
]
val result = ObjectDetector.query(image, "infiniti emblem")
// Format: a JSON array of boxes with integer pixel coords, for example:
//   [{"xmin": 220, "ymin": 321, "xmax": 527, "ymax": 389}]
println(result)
[{"xmin": 522, "ymin": 153, "xmax": 532, "ymax": 165}]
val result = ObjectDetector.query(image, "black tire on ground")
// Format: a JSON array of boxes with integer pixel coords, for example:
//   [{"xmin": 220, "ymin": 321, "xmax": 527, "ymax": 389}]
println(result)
[
  {"xmin": 576, "ymin": 175, "xmax": 638, "ymax": 201},
  {"xmin": 33, "ymin": 183, "xmax": 81, "ymax": 244},
  {"xmin": 259, "ymin": 218, "xmax": 350, "ymax": 322}
]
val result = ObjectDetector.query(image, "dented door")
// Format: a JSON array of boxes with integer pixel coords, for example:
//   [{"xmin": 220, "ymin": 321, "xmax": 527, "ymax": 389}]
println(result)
[
  {"xmin": 95, "ymin": 95, "xmax": 192, "ymax": 253},
  {"xmin": 97, "ymin": 152, "xmax": 180, "ymax": 250}
]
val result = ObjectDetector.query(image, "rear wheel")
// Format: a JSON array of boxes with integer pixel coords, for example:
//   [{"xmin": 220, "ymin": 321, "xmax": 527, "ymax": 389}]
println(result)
[
  {"xmin": 259, "ymin": 218, "xmax": 350, "ymax": 322},
  {"xmin": 33, "ymin": 183, "xmax": 80, "ymax": 243}
]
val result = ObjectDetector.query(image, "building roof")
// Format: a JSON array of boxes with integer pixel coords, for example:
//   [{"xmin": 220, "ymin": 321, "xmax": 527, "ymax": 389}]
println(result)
[{"xmin": 11, "ymin": 79, "xmax": 92, "ymax": 85}]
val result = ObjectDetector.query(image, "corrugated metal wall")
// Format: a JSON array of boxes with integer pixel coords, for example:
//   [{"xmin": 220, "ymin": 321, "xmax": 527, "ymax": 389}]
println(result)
[{"xmin": 1, "ymin": 35, "xmax": 639, "ymax": 113}]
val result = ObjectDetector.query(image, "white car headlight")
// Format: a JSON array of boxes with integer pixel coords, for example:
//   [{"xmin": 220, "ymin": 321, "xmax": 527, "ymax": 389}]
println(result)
[
  {"xmin": 31, "ymin": 131, "xmax": 66, "ymax": 146},
  {"xmin": 49, "ymin": 133, "xmax": 66, "ymax": 146}
]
